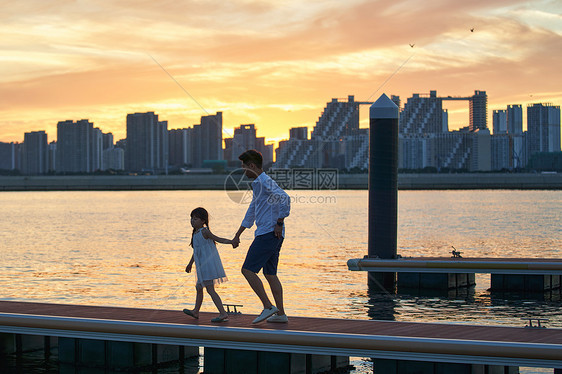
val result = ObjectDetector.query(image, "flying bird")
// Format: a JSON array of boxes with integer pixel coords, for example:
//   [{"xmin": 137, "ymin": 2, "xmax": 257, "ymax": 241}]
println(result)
[
  {"xmin": 409, "ymin": 43, "xmax": 415, "ymax": 48},
  {"xmin": 470, "ymin": 28, "xmax": 474, "ymax": 32}
]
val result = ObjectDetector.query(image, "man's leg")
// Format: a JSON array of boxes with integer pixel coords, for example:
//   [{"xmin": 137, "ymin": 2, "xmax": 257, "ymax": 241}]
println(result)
[
  {"xmin": 264, "ymin": 274, "xmax": 284, "ymax": 315},
  {"xmin": 242, "ymin": 267, "xmax": 273, "ymax": 309}
]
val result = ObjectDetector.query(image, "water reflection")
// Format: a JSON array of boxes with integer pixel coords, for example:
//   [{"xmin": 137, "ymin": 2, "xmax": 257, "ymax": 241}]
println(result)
[
  {"xmin": 359, "ymin": 284, "xmax": 562, "ymax": 328},
  {"xmin": 1, "ymin": 190, "xmax": 561, "ymax": 326},
  {"xmin": 1, "ymin": 190, "xmax": 561, "ymax": 373}
]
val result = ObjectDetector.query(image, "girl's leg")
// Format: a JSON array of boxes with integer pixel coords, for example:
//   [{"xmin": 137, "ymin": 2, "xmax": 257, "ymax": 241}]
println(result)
[
  {"xmin": 205, "ymin": 283, "xmax": 227, "ymax": 317},
  {"xmin": 190, "ymin": 284, "xmax": 204, "ymax": 317}
]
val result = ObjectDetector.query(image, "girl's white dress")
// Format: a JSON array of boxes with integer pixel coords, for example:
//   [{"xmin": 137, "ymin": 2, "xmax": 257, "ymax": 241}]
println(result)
[{"xmin": 192, "ymin": 228, "xmax": 228, "ymax": 286}]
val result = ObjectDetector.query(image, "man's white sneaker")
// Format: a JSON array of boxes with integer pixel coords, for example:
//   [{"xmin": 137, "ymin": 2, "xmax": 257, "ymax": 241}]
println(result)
[
  {"xmin": 266, "ymin": 314, "xmax": 288, "ymax": 323},
  {"xmin": 252, "ymin": 306, "xmax": 279, "ymax": 324}
]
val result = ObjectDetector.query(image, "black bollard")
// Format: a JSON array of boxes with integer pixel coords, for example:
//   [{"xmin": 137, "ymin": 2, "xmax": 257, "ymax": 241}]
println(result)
[{"xmin": 368, "ymin": 94, "xmax": 399, "ymax": 293}]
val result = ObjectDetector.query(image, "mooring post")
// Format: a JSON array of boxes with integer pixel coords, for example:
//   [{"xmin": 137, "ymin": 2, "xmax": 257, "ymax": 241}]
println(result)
[{"xmin": 368, "ymin": 94, "xmax": 399, "ymax": 292}]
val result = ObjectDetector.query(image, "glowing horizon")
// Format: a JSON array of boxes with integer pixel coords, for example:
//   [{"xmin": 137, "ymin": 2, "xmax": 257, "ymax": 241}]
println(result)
[{"xmin": 1, "ymin": 0, "xmax": 561, "ymax": 145}]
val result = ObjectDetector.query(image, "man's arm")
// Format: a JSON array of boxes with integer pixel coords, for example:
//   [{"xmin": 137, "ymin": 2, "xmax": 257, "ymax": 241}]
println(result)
[
  {"xmin": 272, "ymin": 182, "xmax": 290, "ymax": 220},
  {"xmin": 234, "ymin": 193, "xmax": 255, "ymax": 247},
  {"xmin": 240, "ymin": 190, "xmax": 256, "ymax": 229},
  {"xmin": 273, "ymin": 218, "xmax": 284, "ymax": 238},
  {"xmin": 232, "ymin": 225, "xmax": 246, "ymax": 248},
  {"xmin": 270, "ymin": 181, "xmax": 290, "ymax": 238}
]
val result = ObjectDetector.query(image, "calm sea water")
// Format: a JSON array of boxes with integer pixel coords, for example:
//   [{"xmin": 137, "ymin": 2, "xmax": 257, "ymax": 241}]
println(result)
[{"xmin": 0, "ymin": 189, "xmax": 560, "ymax": 373}]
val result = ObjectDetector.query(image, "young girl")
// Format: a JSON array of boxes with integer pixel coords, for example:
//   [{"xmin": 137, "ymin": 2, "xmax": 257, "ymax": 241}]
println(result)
[{"xmin": 183, "ymin": 207, "xmax": 233, "ymax": 322}]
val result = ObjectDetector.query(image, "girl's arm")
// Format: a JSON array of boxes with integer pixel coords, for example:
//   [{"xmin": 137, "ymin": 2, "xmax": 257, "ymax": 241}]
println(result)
[
  {"xmin": 185, "ymin": 255, "xmax": 194, "ymax": 273},
  {"xmin": 202, "ymin": 227, "xmax": 233, "ymax": 245}
]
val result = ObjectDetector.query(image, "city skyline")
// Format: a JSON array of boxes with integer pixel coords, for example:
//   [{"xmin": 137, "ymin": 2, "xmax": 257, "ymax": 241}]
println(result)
[
  {"xmin": 3, "ymin": 94, "xmax": 559, "ymax": 175},
  {"xmin": 1, "ymin": 1, "xmax": 561, "ymax": 145},
  {"xmin": 1, "ymin": 91, "xmax": 561, "ymax": 146}
]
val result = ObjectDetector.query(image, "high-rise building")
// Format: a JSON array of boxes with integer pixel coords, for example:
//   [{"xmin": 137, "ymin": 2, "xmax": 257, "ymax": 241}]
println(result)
[
  {"xmin": 168, "ymin": 128, "xmax": 192, "ymax": 167},
  {"xmin": 490, "ymin": 105, "xmax": 525, "ymax": 169},
  {"xmin": 442, "ymin": 109, "xmax": 449, "ymax": 133},
  {"xmin": 125, "ymin": 112, "xmax": 168, "ymax": 172},
  {"xmin": 224, "ymin": 124, "xmax": 273, "ymax": 166},
  {"xmin": 492, "ymin": 110, "xmax": 507, "ymax": 134},
  {"xmin": 507, "ymin": 105, "xmax": 523, "ymax": 135},
  {"xmin": 47, "ymin": 142, "xmax": 56, "ymax": 172},
  {"xmin": 527, "ymin": 103, "xmax": 561, "ymax": 157},
  {"xmin": 397, "ymin": 90, "xmax": 491, "ymax": 170},
  {"xmin": 511, "ymin": 134, "xmax": 526, "ymax": 169},
  {"xmin": 260, "ymin": 143, "xmax": 274, "ymax": 168},
  {"xmin": 399, "ymin": 134, "xmax": 432, "ymax": 170},
  {"xmin": 471, "ymin": 129, "xmax": 491, "ymax": 171},
  {"xmin": 345, "ymin": 128, "xmax": 369, "ymax": 170},
  {"xmin": 103, "ymin": 148, "xmax": 125, "ymax": 171},
  {"xmin": 229, "ymin": 124, "xmax": 257, "ymax": 161},
  {"xmin": 22, "ymin": 131, "xmax": 48, "ymax": 175},
  {"xmin": 201, "ymin": 112, "xmax": 223, "ymax": 162},
  {"xmin": 390, "ymin": 95, "xmax": 401, "ymax": 110},
  {"xmin": 56, "ymin": 119, "xmax": 104, "ymax": 173},
  {"xmin": 491, "ymin": 134, "xmax": 511, "ymax": 171},
  {"xmin": 102, "ymin": 133, "xmax": 114, "ymax": 150},
  {"xmin": 275, "ymin": 126, "xmax": 316, "ymax": 169},
  {"xmin": 190, "ymin": 112, "xmax": 222, "ymax": 168},
  {"xmin": 469, "ymin": 90, "xmax": 488, "ymax": 132},
  {"xmin": 289, "ymin": 127, "xmax": 308, "ymax": 140},
  {"xmin": 311, "ymin": 95, "xmax": 360, "ymax": 140},
  {"xmin": 399, "ymin": 128, "xmax": 491, "ymax": 172},
  {"xmin": 400, "ymin": 90, "xmax": 487, "ymax": 134},
  {"xmin": 0, "ymin": 142, "xmax": 18, "ymax": 171},
  {"xmin": 91, "ymin": 127, "xmax": 103, "ymax": 172},
  {"xmin": 400, "ymin": 91, "xmax": 448, "ymax": 135},
  {"xmin": 276, "ymin": 95, "xmax": 364, "ymax": 169}
]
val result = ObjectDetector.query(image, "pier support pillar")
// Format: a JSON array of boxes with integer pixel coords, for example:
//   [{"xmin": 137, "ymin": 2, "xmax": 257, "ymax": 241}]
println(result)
[
  {"xmin": 0, "ymin": 333, "xmax": 57, "ymax": 356},
  {"xmin": 397, "ymin": 272, "xmax": 476, "ymax": 292},
  {"xmin": 368, "ymin": 94, "xmax": 399, "ymax": 294},
  {"xmin": 491, "ymin": 274, "xmax": 560, "ymax": 293},
  {"xmin": 204, "ymin": 347, "xmax": 349, "ymax": 374},
  {"xmin": 374, "ymin": 358, "xmax": 519, "ymax": 373},
  {"xmin": 0, "ymin": 333, "xmax": 15, "ymax": 355},
  {"xmin": 58, "ymin": 337, "xmax": 198, "ymax": 370}
]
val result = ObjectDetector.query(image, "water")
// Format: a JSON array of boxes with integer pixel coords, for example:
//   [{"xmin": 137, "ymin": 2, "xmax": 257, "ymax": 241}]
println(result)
[{"xmin": 0, "ymin": 189, "xmax": 560, "ymax": 373}]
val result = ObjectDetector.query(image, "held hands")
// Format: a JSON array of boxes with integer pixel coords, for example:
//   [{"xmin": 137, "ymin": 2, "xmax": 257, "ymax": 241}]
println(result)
[{"xmin": 231, "ymin": 236, "xmax": 240, "ymax": 249}]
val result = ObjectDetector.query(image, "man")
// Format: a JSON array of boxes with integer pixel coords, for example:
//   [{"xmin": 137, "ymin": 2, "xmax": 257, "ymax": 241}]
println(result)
[{"xmin": 232, "ymin": 149, "xmax": 290, "ymax": 323}]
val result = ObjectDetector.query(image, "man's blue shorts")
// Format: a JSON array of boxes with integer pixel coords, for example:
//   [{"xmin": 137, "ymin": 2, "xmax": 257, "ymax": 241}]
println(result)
[{"xmin": 242, "ymin": 232, "xmax": 284, "ymax": 275}]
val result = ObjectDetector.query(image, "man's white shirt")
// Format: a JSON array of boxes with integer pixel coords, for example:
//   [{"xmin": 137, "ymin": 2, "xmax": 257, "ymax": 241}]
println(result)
[{"xmin": 241, "ymin": 172, "xmax": 290, "ymax": 237}]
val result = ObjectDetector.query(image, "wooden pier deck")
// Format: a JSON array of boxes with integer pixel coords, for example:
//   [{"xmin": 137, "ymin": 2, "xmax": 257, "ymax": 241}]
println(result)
[
  {"xmin": 347, "ymin": 257, "xmax": 562, "ymax": 274},
  {"xmin": 0, "ymin": 300, "xmax": 561, "ymax": 369}
]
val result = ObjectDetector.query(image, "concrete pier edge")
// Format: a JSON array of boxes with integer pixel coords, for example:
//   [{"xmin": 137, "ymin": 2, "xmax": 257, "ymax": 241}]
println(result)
[{"xmin": 0, "ymin": 173, "xmax": 561, "ymax": 191}]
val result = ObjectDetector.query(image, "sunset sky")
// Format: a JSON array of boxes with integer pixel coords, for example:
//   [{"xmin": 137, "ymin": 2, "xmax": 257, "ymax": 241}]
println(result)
[{"xmin": 1, "ymin": 0, "xmax": 561, "ymax": 146}]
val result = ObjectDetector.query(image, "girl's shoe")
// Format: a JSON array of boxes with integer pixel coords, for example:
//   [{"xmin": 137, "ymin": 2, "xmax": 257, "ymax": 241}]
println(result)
[
  {"xmin": 211, "ymin": 315, "xmax": 229, "ymax": 322},
  {"xmin": 183, "ymin": 309, "xmax": 199, "ymax": 319}
]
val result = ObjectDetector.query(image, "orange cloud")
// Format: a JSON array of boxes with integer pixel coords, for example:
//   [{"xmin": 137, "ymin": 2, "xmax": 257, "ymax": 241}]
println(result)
[{"xmin": 0, "ymin": 0, "xmax": 560, "ymax": 143}]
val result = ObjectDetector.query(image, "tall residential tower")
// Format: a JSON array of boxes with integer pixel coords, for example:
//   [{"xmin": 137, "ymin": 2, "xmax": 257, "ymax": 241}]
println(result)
[
  {"xmin": 527, "ymin": 103, "xmax": 561, "ymax": 156},
  {"xmin": 125, "ymin": 112, "xmax": 168, "ymax": 172}
]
